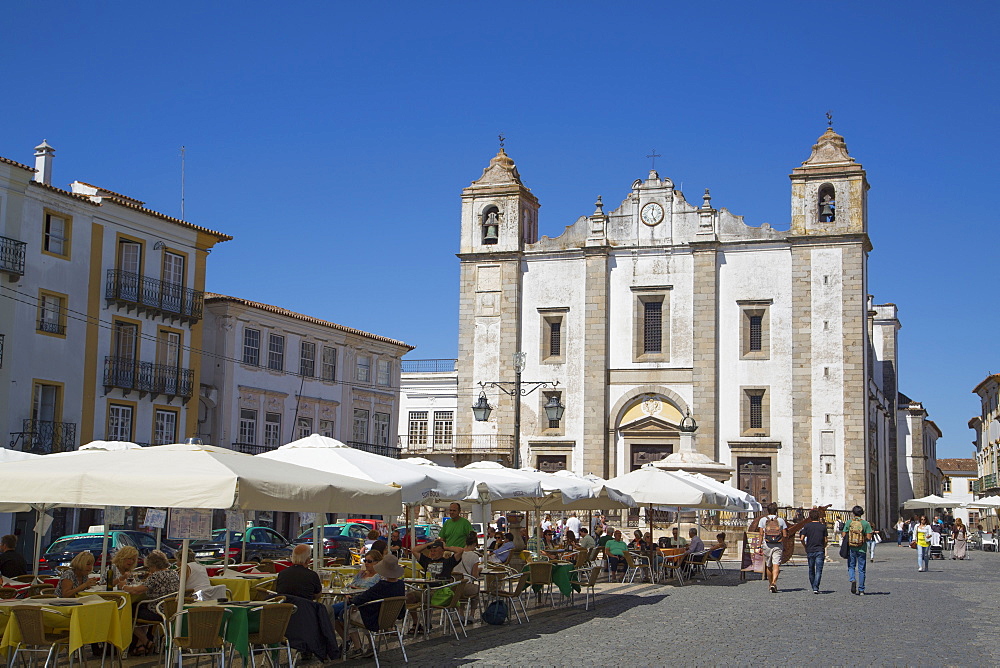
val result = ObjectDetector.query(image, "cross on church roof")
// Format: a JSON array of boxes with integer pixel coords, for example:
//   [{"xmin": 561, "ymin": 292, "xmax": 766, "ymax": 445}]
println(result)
[{"xmin": 646, "ymin": 149, "xmax": 661, "ymax": 170}]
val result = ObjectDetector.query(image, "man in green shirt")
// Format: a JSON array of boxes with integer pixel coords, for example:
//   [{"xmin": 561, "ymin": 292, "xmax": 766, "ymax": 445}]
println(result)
[
  {"xmin": 843, "ymin": 505, "xmax": 873, "ymax": 595},
  {"xmin": 439, "ymin": 502, "xmax": 473, "ymax": 548},
  {"xmin": 605, "ymin": 530, "xmax": 629, "ymax": 582}
]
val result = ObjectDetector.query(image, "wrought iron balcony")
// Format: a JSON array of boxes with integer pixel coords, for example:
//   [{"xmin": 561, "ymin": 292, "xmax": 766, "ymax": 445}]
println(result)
[
  {"xmin": 37, "ymin": 319, "xmax": 66, "ymax": 335},
  {"xmin": 345, "ymin": 440, "xmax": 401, "ymax": 459},
  {"xmin": 401, "ymin": 359, "xmax": 457, "ymax": 373},
  {"xmin": 398, "ymin": 433, "xmax": 515, "ymax": 455},
  {"xmin": 0, "ymin": 235, "xmax": 26, "ymax": 277},
  {"xmin": 105, "ymin": 269, "xmax": 204, "ymax": 323},
  {"xmin": 11, "ymin": 419, "xmax": 77, "ymax": 454},
  {"xmin": 103, "ymin": 356, "xmax": 194, "ymax": 400},
  {"xmin": 232, "ymin": 442, "xmax": 276, "ymax": 455},
  {"xmin": 974, "ymin": 473, "xmax": 998, "ymax": 495}
]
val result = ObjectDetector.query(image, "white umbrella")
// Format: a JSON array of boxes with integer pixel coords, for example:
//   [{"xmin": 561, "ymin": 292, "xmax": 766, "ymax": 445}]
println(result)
[
  {"xmin": 551, "ymin": 470, "xmax": 637, "ymax": 510},
  {"xmin": 606, "ymin": 465, "xmax": 731, "ymax": 509},
  {"xmin": 671, "ymin": 470, "xmax": 762, "ymax": 512},
  {"xmin": 968, "ymin": 495, "xmax": 1000, "ymax": 508},
  {"xmin": 902, "ymin": 494, "xmax": 960, "ymax": 510}
]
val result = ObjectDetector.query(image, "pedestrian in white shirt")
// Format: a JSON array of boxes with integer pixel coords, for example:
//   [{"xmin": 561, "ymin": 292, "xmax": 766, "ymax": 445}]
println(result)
[{"xmin": 566, "ymin": 512, "xmax": 582, "ymax": 538}]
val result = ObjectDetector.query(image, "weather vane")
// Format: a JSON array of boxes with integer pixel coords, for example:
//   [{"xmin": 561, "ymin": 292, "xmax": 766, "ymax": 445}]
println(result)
[
  {"xmin": 646, "ymin": 149, "xmax": 661, "ymax": 170},
  {"xmin": 826, "ymin": 110, "xmax": 833, "ymax": 128},
  {"xmin": 498, "ymin": 132, "xmax": 505, "ymax": 149}
]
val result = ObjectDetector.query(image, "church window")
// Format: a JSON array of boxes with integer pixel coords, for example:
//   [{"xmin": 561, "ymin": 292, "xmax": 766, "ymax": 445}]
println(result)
[
  {"xmin": 632, "ymin": 288, "xmax": 670, "ymax": 362},
  {"xmin": 482, "ymin": 205, "xmax": 500, "ymax": 245},
  {"xmin": 539, "ymin": 309, "xmax": 568, "ymax": 363},
  {"xmin": 741, "ymin": 387, "xmax": 769, "ymax": 436},
  {"xmin": 818, "ymin": 184, "xmax": 836, "ymax": 223},
  {"xmin": 739, "ymin": 301, "xmax": 771, "ymax": 360}
]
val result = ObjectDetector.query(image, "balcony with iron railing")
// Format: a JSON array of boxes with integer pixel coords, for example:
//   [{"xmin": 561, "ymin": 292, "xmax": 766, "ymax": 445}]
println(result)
[
  {"xmin": 105, "ymin": 269, "xmax": 204, "ymax": 323},
  {"xmin": 398, "ymin": 433, "xmax": 515, "ymax": 456},
  {"xmin": 9, "ymin": 419, "xmax": 77, "ymax": 453},
  {"xmin": 36, "ymin": 319, "xmax": 66, "ymax": 335},
  {"xmin": 401, "ymin": 359, "xmax": 457, "ymax": 373},
  {"xmin": 0, "ymin": 235, "xmax": 26, "ymax": 277},
  {"xmin": 974, "ymin": 473, "xmax": 999, "ymax": 495},
  {"xmin": 103, "ymin": 356, "xmax": 195, "ymax": 400},
  {"xmin": 232, "ymin": 442, "xmax": 274, "ymax": 455}
]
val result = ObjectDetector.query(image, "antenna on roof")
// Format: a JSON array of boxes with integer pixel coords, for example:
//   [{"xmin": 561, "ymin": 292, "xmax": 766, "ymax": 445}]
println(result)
[{"xmin": 180, "ymin": 145, "xmax": 186, "ymax": 221}]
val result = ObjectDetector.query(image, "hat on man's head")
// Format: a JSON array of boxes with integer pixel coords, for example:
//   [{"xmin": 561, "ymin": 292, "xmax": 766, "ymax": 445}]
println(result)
[{"xmin": 375, "ymin": 553, "xmax": 405, "ymax": 579}]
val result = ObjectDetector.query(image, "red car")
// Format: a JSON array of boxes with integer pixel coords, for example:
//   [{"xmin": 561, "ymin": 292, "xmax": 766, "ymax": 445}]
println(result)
[{"xmin": 346, "ymin": 519, "xmax": 387, "ymax": 536}]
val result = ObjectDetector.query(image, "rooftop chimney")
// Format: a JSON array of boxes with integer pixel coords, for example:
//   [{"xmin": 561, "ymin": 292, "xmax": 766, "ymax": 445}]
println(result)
[{"xmin": 33, "ymin": 140, "xmax": 55, "ymax": 185}]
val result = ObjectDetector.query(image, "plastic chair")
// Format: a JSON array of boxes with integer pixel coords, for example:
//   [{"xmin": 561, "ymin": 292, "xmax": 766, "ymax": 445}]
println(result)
[
  {"xmin": 706, "ymin": 547, "xmax": 726, "ymax": 574},
  {"xmin": 245, "ymin": 602, "xmax": 296, "ymax": 668},
  {"xmin": 164, "ymin": 605, "xmax": 231, "ymax": 668},
  {"xmin": 494, "ymin": 573, "xmax": 531, "ymax": 624},
  {"xmin": 9, "ymin": 605, "xmax": 77, "ymax": 668},
  {"xmin": 525, "ymin": 562, "xmax": 555, "ymax": 607},
  {"xmin": 347, "ymin": 597, "xmax": 408, "ymax": 668},
  {"xmin": 570, "ymin": 565, "xmax": 603, "ymax": 610}
]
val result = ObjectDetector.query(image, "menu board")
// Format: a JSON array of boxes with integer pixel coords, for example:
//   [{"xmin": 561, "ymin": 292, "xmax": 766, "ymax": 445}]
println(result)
[
  {"xmin": 143, "ymin": 508, "xmax": 167, "ymax": 529},
  {"xmin": 167, "ymin": 508, "xmax": 213, "ymax": 540}
]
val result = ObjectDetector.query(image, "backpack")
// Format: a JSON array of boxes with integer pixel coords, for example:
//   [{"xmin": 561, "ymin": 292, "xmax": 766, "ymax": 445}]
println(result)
[
  {"xmin": 848, "ymin": 519, "xmax": 866, "ymax": 547},
  {"xmin": 481, "ymin": 600, "xmax": 508, "ymax": 625},
  {"xmin": 763, "ymin": 516, "xmax": 783, "ymax": 542}
]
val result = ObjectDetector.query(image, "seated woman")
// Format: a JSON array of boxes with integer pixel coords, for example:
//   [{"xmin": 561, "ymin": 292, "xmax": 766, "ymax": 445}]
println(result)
[
  {"xmin": 450, "ymin": 532, "xmax": 482, "ymax": 600},
  {"xmin": 709, "ymin": 532, "xmax": 727, "ymax": 556},
  {"xmin": 331, "ymin": 550, "xmax": 383, "ymax": 622},
  {"xmin": 110, "ymin": 546, "xmax": 141, "ymax": 589},
  {"xmin": 341, "ymin": 554, "xmax": 406, "ymax": 659},
  {"xmin": 184, "ymin": 550, "xmax": 212, "ymax": 596},
  {"xmin": 362, "ymin": 530, "xmax": 380, "ymax": 554},
  {"xmin": 628, "ymin": 530, "xmax": 648, "ymax": 551},
  {"xmin": 123, "ymin": 550, "xmax": 179, "ymax": 655},
  {"xmin": 56, "ymin": 551, "xmax": 100, "ymax": 597}
]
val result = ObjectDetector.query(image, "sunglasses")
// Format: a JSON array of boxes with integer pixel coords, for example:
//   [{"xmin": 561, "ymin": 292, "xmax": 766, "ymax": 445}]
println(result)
[{"xmin": 364, "ymin": 559, "xmax": 375, "ymax": 563}]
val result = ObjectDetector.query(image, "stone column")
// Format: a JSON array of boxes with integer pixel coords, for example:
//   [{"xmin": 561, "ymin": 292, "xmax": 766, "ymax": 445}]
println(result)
[
  {"xmin": 582, "ymin": 248, "xmax": 610, "ymax": 477},
  {"xmin": 841, "ymin": 244, "xmax": 868, "ymax": 508},
  {"xmin": 690, "ymin": 245, "xmax": 718, "ymax": 461},
  {"xmin": 790, "ymin": 245, "xmax": 813, "ymax": 507}
]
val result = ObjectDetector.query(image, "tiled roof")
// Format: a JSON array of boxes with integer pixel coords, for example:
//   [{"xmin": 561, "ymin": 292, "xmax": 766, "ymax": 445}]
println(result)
[
  {"xmin": 28, "ymin": 180, "xmax": 100, "ymax": 205},
  {"xmin": 204, "ymin": 293, "xmax": 415, "ymax": 351},
  {"xmin": 0, "ymin": 155, "xmax": 35, "ymax": 172},
  {"xmin": 938, "ymin": 458, "xmax": 976, "ymax": 472},
  {"xmin": 73, "ymin": 181, "xmax": 145, "ymax": 206},
  {"xmin": 101, "ymin": 197, "xmax": 232, "ymax": 242}
]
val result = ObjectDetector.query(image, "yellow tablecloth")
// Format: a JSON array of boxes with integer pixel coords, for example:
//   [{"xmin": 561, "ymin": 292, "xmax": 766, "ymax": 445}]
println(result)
[
  {"xmin": 77, "ymin": 590, "xmax": 134, "ymax": 651},
  {"xmin": 0, "ymin": 596, "xmax": 122, "ymax": 654},
  {"xmin": 209, "ymin": 576, "xmax": 276, "ymax": 602}
]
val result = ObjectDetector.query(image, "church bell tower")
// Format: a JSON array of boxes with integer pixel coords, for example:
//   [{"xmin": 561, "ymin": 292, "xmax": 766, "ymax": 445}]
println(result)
[
  {"xmin": 459, "ymin": 147, "xmax": 540, "ymax": 254},
  {"xmin": 789, "ymin": 126, "xmax": 869, "ymax": 236}
]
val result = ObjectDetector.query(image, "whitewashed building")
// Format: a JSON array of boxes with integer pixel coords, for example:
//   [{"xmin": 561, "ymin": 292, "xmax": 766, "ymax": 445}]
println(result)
[
  {"xmin": 0, "ymin": 140, "xmax": 230, "ymax": 539},
  {"xmin": 970, "ymin": 374, "xmax": 1000, "ymax": 497},
  {"xmin": 199, "ymin": 294, "xmax": 413, "ymax": 457},
  {"xmin": 939, "ymin": 458, "xmax": 977, "ymax": 526},
  {"xmin": 896, "ymin": 393, "xmax": 942, "ymax": 501},
  {"xmin": 450, "ymin": 127, "xmax": 921, "ymax": 528}
]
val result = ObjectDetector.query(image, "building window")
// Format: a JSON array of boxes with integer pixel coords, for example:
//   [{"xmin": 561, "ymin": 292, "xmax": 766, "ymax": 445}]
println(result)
[
  {"xmin": 377, "ymin": 360, "xmax": 391, "ymax": 386},
  {"xmin": 541, "ymin": 391, "xmax": 563, "ymax": 431},
  {"xmin": 632, "ymin": 289, "xmax": 670, "ymax": 362},
  {"xmin": 37, "ymin": 292, "xmax": 66, "ymax": 336},
  {"xmin": 296, "ymin": 416, "xmax": 313, "ymax": 439},
  {"xmin": 239, "ymin": 409, "xmax": 258, "ymax": 445},
  {"xmin": 408, "ymin": 411, "xmax": 428, "ymax": 447},
  {"xmin": 741, "ymin": 387, "xmax": 769, "ymax": 436},
  {"xmin": 739, "ymin": 301, "xmax": 771, "ymax": 359},
  {"xmin": 322, "ymin": 347, "xmax": 337, "ymax": 381},
  {"xmin": 117, "ymin": 240, "xmax": 141, "ymax": 274},
  {"xmin": 319, "ymin": 419, "xmax": 335, "ymax": 438},
  {"xmin": 299, "ymin": 341, "xmax": 316, "ymax": 377},
  {"xmin": 539, "ymin": 309, "xmax": 568, "ymax": 363},
  {"xmin": 32, "ymin": 382, "xmax": 61, "ymax": 425},
  {"xmin": 243, "ymin": 328, "xmax": 261, "ymax": 366},
  {"xmin": 433, "ymin": 411, "xmax": 453, "ymax": 446},
  {"xmin": 353, "ymin": 409, "xmax": 369, "ymax": 443},
  {"xmin": 109, "ymin": 321, "xmax": 138, "ymax": 387},
  {"xmin": 43, "ymin": 212, "xmax": 70, "ymax": 258},
  {"xmin": 264, "ymin": 412, "xmax": 282, "ymax": 447},
  {"xmin": 356, "ymin": 356, "xmax": 370, "ymax": 383},
  {"xmin": 267, "ymin": 334, "xmax": 285, "ymax": 371},
  {"xmin": 942, "ymin": 477, "xmax": 952, "ymax": 493},
  {"xmin": 154, "ymin": 410, "xmax": 178, "ymax": 445},
  {"xmin": 107, "ymin": 404, "xmax": 134, "ymax": 442},
  {"xmin": 374, "ymin": 412, "xmax": 390, "ymax": 446}
]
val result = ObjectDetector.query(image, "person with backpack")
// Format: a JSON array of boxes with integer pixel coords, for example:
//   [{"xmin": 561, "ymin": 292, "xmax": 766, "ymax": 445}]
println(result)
[
  {"xmin": 843, "ymin": 505, "xmax": 873, "ymax": 595},
  {"xmin": 756, "ymin": 502, "xmax": 788, "ymax": 593}
]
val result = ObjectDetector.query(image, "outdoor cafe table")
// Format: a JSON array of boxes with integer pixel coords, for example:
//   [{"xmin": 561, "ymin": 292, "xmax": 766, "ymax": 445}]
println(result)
[
  {"xmin": 76, "ymin": 589, "xmax": 134, "ymax": 650},
  {"xmin": 522, "ymin": 561, "xmax": 580, "ymax": 597},
  {"xmin": 209, "ymin": 574, "xmax": 276, "ymax": 601},
  {"xmin": 0, "ymin": 595, "xmax": 123, "ymax": 656}
]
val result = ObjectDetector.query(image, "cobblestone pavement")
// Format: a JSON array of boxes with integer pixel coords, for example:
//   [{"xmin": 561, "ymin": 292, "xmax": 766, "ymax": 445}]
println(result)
[{"xmin": 335, "ymin": 545, "xmax": 1000, "ymax": 667}]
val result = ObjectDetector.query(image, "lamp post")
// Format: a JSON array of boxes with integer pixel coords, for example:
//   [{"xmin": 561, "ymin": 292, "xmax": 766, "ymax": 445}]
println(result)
[{"xmin": 471, "ymin": 352, "xmax": 564, "ymax": 470}]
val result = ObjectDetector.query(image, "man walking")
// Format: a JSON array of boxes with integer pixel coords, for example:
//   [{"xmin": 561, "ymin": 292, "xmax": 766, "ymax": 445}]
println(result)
[
  {"xmin": 844, "ymin": 505, "xmax": 873, "ymax": 595},
  {"xmin": 756, "ymin": 502, "xmax": 787, "ymax": 593},
  {"xmin": 798, "ymin": 509, "xmax": 828, "ymax": 594}
]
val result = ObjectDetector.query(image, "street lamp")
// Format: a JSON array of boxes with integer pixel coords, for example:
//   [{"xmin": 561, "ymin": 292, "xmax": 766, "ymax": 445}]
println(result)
[{"xmin": 471, "ymin": 352, "xmax": 562, "ymax": 470}]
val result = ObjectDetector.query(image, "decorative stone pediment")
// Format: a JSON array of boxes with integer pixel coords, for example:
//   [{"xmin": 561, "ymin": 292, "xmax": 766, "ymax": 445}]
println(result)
[
  {"xmin": 619, "ymin": 415, "xmax": 679, "ymax": 436},
  {"xmin": 471, "ymin": 148, "xmax": 523, "ymax": 187},
  {"xmin": 800, "ymin": 128, "xmax": 856, "ymax": 168}
]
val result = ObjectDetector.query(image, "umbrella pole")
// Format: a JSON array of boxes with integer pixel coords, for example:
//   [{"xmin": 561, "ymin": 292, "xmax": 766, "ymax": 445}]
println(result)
[
  {"xmin": 312, "ymin": 520, "xmax": 320, "ymax": 573},
  {"xmin": 224, "ymin": 529, "xmax": 231, "ymax": 568},
  {"xmin": 31, "ymin": 506, "xmax": 44, "ymax": 579},
  {"xmin": 155, "ymin": 526, "xmax": 162, "ymax": 552},
  {"xmin": 100, "ymin": 509, "xmax": 110, "ymax": 581},
  {"xmin": 175, "ymin": 539, "xmax": 190, "ymax": 636}
]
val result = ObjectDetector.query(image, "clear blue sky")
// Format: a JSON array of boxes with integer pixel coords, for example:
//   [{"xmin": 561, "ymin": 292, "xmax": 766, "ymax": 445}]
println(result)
[{"xmin": 4, "ymin": 2, "xmax": 997, "ymax": 458}]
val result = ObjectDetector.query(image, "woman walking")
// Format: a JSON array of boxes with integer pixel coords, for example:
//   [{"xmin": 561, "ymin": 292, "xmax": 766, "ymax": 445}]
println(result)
[
  {"xmin": 914, "ymin": 515, "xmax": 933, "ymax": 572},
  {"xmin": 952, "ymin": 518, "xmax": 969, "ymax": 560},
  {"xmin": 896, "ymin": 517, "xmax": 906, "ymax": 546}
]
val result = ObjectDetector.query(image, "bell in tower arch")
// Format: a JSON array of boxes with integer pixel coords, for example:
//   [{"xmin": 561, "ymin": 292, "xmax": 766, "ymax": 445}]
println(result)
[
  {"xmin": 482, "ymin": 206, "xmax": 500, "ymax": 245},
  {"xmin": 818, "ymin": 185, "xmax": 836, "ymax": 223}
]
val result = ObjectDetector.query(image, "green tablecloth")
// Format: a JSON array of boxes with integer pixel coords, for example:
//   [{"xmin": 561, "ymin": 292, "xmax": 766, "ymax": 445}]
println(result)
[
  {"xmin": 183, "ymin": 602, "xmax": 259, "ymax": 660},
  {"xmin": 522, "ymin": 563, "xmax": 580, "ymax": 597}
]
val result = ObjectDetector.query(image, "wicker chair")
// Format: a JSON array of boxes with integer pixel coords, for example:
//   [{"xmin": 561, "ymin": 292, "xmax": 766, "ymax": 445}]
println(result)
[
  {"xmin": 624, "ymin": 551, "xmax": 653, "ymax": 583},
  {"xmin": 494, "ymin": 573, "xmax": 531, "ymax": 624},
  {"xmin": 12, "ymin": 575, "xmax": 36, "ymax": 584},
  {"xmin": 9, "ymin": 605, "xmax": 77, "ymax": 668},
  {"xmin": 244, "ymin": 602, "xmax": 296, "ymax": 668},
  {"xmin": 347, "ymin": 597, "xmax": 408, "ymax": 668},
  {"xmin": 164, "ymin": 605, "xmax": 231, "ymax": 668},
  {"xmin": 525, "ymin": 562, "xmax": 555, "ymax": 607},
  {"xmin": 686, "ymin": 551, "xmax": 712, "ymax": 581},
  {"xmin": 0, "ymin": 587, "xmax": 19, "ymax": 600},
  {"xmin": 659, "ymin": 553, "xmax": 686, "ymax": 586},
  {"xmin": 570, "ymin": 564, "xmax": 603, "ymax": 610},
  {"xmin": 88, "ymin": 592, "xmax": 129, "ymax": 667},
  {"xmin": 25, "ymin": 584, "xmax": 54, "ymax": 598}
]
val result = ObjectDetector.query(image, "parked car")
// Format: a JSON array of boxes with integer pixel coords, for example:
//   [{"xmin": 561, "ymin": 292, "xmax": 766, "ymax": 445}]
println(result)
[
  {"xmin": 292, "ymin": 524, "xmax": 365, "ymax": 562},
  {"xmin": 190, "ymin": 526, "xmax": 293, "ymax": 563},
  {"xmin": 471, "ymin": 523, "xmax": 485, "ymax": 540},
  {"xmin": 39, "ymin": 530, "xmax": 175, "ymax": 574},
  {"xmin": 398, "ymin": 524, "xmax": 440, "ymax": 547},
  {"xmin": 345, "ymin": 519, "xmax": 388, "ymax": 536}
]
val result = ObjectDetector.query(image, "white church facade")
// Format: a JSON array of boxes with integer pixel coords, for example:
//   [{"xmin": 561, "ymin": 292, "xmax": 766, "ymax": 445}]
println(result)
[{"xmin": 448, "ymin": 127, "xmax": 907, "ymax": 528}]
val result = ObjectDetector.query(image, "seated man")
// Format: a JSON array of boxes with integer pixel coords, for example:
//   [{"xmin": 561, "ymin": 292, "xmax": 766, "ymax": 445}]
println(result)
[
  {"xmin": 275, "ymin": 544, "xmax": 322, "ymax": 600},
  {"xmin": 682, "ymin": 528, "xmax": 706, "ymax": 574},
  {"xmin": 578, "ymin": 527, "xmax": 596, "ymax": 551},
  {"xmin": 666, "ymin": 527, "xmax": 688, "ymax": 549},
  {"xmin": 604, "ymin": 530, "xmax": 629, "ymax": 581},
  {"xmin": 340, "ymin": 554, "xmax": 406, "ymax": 658}
]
